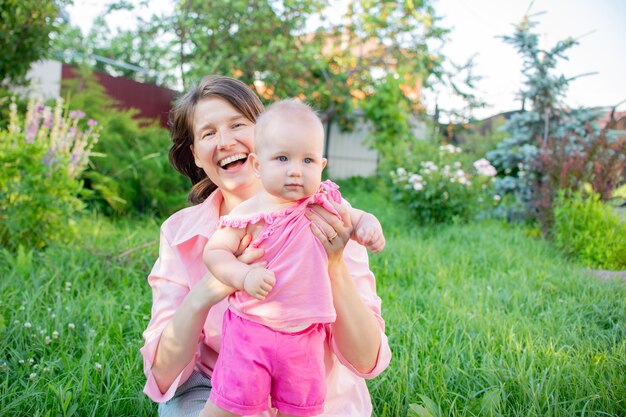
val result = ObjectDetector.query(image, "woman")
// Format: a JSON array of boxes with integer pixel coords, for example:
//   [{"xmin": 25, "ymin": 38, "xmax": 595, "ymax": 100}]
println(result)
[{"xmin": 141, "ymin": 75, "xmax": 391, "ymax": 417}]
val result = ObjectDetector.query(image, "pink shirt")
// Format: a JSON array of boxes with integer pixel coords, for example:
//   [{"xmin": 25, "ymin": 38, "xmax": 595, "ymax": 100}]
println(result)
[
  {"xmin": 140, "ymin": 189, "xmax": 392, "ymax": 416},
  {"xmin": 219, "ymin": 180, "xmax": 341, "ymax": 328}
]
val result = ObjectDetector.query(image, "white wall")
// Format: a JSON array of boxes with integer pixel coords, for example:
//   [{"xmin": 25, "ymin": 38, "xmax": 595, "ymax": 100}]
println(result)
[
  {"xmin": 9, "ymin": 60, "xmax": 62, "ymax": 100},
  {"xmin": 325, "ymin": 113, "xmax": 427, "ymax": 179}
]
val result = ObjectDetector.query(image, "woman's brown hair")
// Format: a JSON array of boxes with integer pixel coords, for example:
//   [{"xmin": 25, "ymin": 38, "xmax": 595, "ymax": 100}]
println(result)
[{"xmin": 169, "ymin": 75, "xmax": 264, "ymax": 204}]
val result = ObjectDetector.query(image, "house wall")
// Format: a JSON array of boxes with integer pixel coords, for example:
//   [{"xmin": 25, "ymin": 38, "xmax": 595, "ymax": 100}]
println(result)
[
  {"xmin": 325, "ymin": 116, "xmax": 378, "ymax": 179},
  {"xmin": 9, "ymin": 60, "xmax": 62, "ymax": 100}
]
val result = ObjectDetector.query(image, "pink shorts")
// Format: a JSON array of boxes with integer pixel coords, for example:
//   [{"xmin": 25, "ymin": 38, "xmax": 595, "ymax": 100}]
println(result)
[{"xmin": 210, "ymin": 309, "xmax": 327, "ymax": 416}]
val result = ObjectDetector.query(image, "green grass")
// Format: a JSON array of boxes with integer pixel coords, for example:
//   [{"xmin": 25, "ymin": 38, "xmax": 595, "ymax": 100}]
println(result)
[{"xmin": 1, "ymin": 181, "xmax": 625, "ymax": 416}]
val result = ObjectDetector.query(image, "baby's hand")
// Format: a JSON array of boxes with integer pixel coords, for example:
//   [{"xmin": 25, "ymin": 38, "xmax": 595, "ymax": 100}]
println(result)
[
  {"xmin": 243, "ymin": 267, "xmax": 276, "ymax": 300},
  {"xmin": 354, "ymin": 213, "xmax": 386, "ymax": 253}
]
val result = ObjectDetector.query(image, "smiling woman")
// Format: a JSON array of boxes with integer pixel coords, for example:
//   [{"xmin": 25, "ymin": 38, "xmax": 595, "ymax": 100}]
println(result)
[{"xmin": 141, "ymin": 75, "xmax": 391, "ymax": 417}]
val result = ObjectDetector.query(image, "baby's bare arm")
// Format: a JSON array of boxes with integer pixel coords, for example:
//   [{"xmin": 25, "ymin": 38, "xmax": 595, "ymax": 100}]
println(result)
[
  {"xmin": 203, "ymin": 227, "xmax": 251, "ymax": 290},
  {"xmin": 343, "ymin": 199, "xmax": 386, "ymax": 253},
  {"xmin": 204, "ymin": 225, "xmax": 276, "ymax": 300}
]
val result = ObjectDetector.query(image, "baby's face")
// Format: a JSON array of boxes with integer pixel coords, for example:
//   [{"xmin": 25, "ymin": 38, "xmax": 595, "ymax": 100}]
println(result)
[{"xmin": 254, "ymin": 113, "xmax": 326, "ymax": 203}]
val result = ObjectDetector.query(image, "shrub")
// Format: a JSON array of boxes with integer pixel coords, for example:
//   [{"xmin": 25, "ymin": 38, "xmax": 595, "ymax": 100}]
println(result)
[
  {"xmin": 389, "ymin": 144, "xmax": 498, "ymax": 223},
  {"xmin": 485, "ymin": 15, "xmax": 618, "ymax": 230},
  {"xmin": 62, "ymin": 67, "xmax": 189, "ymax": 217},
  {"xmin": 553, "ymin": 191, "xmax": 626, "ymax": 270},
  {"xmin": 0, "ymin": 97, "xmax": 99, "ymax": 249}
]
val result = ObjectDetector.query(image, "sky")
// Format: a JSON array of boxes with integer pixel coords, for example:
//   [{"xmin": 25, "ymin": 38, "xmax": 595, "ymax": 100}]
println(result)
[{"xmin": 66, "ymin": 0, "xmax": 626, "ymax": 120}]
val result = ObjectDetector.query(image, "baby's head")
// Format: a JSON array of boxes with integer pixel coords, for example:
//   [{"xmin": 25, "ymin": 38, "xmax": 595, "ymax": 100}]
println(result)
[{"xmin": 251, "ymin": 99, "xmax": 327, "ymax": 202}]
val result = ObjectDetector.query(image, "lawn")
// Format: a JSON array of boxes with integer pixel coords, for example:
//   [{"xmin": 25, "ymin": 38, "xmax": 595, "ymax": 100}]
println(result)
[{"xmin": 1, "ymin": 180, "xmax": 624, "ymax": 416}]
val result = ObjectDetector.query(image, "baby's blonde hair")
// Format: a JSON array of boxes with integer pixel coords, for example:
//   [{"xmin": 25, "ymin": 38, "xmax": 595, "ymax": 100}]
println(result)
[{"xmin": 255, "ymin": 99, "xmax": 323, "ymax": 150}]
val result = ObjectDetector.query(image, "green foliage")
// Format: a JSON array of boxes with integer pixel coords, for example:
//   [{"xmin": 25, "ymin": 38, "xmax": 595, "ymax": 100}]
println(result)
[
  {"xmin": 553, "ymin": 191, "xmax": 626, "ymax": 270},
  {"xmin": 0, "ymin": 97, "xmax": 98, "ymax": 250},
  {"xmin": 0, "ymin": 0, "xmax": 65, "ymax": 86},
  {"xmin": 389, "ymin": 144, "xmax": 498, "ymax": 223},
  {"xmin": 362, "ymin": 75, "xmax": 416, "ymax": 168},
  {"xmin": 462, "ymin": 116, "xmax": 508, "ymax": 160},
  {"xmin": 62, "ymin": 68, "xmax": 189, "ymax": 216},
  {"xmin": 486, "ymin": 16, "xmax": 603, "ymax": 223},
  {"xmin": 54, "ymin": 0, "xmax": 449, "ymax": 127}
]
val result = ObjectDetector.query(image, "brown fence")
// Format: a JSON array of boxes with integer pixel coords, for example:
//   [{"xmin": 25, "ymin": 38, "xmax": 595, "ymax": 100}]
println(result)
[{"xmin": 62, "ymin": 64, "xmax": 178, "ymax": 128}]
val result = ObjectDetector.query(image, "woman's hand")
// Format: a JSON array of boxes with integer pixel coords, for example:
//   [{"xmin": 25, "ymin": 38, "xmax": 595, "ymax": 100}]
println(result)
[{"xmin": 306, "ymin": 200, "xmax": 353, "ymax": 263}]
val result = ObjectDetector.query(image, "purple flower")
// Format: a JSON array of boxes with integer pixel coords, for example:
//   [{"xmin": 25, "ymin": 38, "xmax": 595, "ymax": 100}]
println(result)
[
  {"xmin": 24, "ymin": 122, "xmax": 39, "ymax": 143},
  {"xmin": 87, "ymin": 119, "xmax": 98, "ymax": 127},
  {"xmin": 42, "ymin": 149, "xmax": 57, "ymax": 166}
]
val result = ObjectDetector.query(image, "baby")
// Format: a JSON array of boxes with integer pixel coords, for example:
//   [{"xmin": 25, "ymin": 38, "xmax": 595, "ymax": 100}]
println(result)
[{"xmin": 202, "ymin": 99, "xmax": 385, "ymax": 417}]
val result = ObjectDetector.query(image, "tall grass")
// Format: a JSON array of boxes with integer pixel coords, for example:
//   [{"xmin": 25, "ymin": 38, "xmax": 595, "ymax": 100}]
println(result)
[
  {"xmin": 1, "ymin": 179, "xmax": 624, "ymax": 416},
  {"xmin": 345, "ymin": 178, "xmax": 625, "ymax": 417}
]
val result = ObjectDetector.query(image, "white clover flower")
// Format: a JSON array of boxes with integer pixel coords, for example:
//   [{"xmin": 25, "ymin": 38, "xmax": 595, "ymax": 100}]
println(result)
[
  {"xmin": 412, "ymin": 182, "xmax": 424, "ymax": 191},
  {"xmin": 29, "ymin": 358, "xmax": 34, "ymax": 364},
  {"xmin": 52, "ymin": 330, "xmax": 59, "ymax": 339},
  {"xmin": 24, "ymin": 322, "xmax": 32, "ymax": 328},
  {"xmin": 45, "ymin": 336, "xmax": 51, "ymax": 345},
  {"xmin": 68, "ymin": 323, "xmax": 75, "ymax": 330},
  {"xmin": 18, "ymin": 359, "xmax": 24, "ymax": 364},
  {"xmin": 124, "ymin": 304, "xmax": 130, "ymax": 310},
  {"xmin": 29, "ymin": 373, "xmax": 37, "ymax": 379},
  {"xmin": 396, "ymin": 167, "xmax": 407, "ymax": 176},
  {"xmin": 494, "ymin": 195, "xmax": 502, "ymax": 202},
  {"xmin": 95, "ymin": 362, "xmax": 102, "ymax": 371}
]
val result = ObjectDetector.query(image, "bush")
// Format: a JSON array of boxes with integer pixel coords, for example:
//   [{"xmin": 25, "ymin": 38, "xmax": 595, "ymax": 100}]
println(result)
[
  {"xmin": 389, "ymin": 144, "xmax": 498, "ymax": 223},
  {"xmin": 553, "ymin": 191, "xmax": 626, "ymax": 270},
  {"xmin": 63, "ymin": 68, "xmax": 189, "ymax": 217},
  {"xmin": 0, "ymin": 97, "xmax": 99, "ymax": 249}
]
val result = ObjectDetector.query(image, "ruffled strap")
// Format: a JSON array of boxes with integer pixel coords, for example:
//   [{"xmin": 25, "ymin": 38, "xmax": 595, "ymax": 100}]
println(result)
[
  {"xmin": 310, "ymin": 180, "xmax": 342, "ymax": 216},
  {"xmin": 218, "ymin": 204, "xmax": 299, "ymax": 229}
]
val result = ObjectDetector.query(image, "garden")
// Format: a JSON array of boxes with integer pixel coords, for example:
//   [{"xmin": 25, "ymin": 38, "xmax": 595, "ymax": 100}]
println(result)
[{"xmin": 1, "ymin": 2, "xmax": 626, "ymax": 416}]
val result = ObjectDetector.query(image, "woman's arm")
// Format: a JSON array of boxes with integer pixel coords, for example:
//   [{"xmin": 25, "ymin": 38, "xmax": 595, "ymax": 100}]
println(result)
[
  {"xmin": 307, "ymin": 202, "xmax": 384, "ymax": 374},
  {"xmin": 141, "ymin": 231, "xmax": 263, "ymax": 400},
  {"xmin": 150, "ymin": 273, "xmax": 234, "ymax": 394}
]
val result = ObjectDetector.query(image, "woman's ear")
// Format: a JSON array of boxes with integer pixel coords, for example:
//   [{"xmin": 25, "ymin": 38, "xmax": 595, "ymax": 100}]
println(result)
[
  {"xmin": 190, "ymin": 144, "xmax": 201, "ymax": 168},
  {"xmin": 249, "ymin": 153, "xmax": 261, "ymax": 177}
]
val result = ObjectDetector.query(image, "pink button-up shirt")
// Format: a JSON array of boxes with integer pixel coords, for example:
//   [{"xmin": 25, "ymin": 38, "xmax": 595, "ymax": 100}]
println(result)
[{"xmin": 140, "ymin": 189, "xmax": 391, "ymax": 416}]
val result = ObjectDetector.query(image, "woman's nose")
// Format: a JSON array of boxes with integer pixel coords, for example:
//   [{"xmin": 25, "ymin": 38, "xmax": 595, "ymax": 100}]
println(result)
[{"xmin": 217, "ymin": 129, "xmax": 236, "ymax": 149}]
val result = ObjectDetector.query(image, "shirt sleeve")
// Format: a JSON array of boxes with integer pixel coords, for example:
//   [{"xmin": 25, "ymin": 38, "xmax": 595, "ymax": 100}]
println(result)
[
  {"xmin": 327, "ymin": 240, "xmax": 392, "ymax": 379},
  {"xmin": 139, "ymin": 226, "xmax": 199, "ymax": 402}
]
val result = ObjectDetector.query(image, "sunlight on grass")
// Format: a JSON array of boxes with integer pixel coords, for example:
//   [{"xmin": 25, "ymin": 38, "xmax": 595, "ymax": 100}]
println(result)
[{"xmin": 1, "ymin": 183, "xmax": 624, "ymax": 416}]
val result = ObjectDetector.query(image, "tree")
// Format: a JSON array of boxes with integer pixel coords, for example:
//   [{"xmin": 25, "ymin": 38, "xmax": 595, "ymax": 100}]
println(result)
[
  {"xmin": 54, "ymin": 0, "xmax": 450, "ymax": 126},
  {"xmin": 486, "ymin": 15, "xmax": 622, "ymax": 231},
  {"xmin": 0, "ymin": 0, "xmax": 65, "ymax": 86}
]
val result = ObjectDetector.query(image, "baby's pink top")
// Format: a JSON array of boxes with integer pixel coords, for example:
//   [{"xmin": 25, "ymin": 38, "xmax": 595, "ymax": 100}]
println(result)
[
  {"xmin": 140, "ymin": 186, "xmax": 392, "ymax": 416},
  {"xmin": 219, "ymin": 180, "xmax": 340, "ymax": 328}
]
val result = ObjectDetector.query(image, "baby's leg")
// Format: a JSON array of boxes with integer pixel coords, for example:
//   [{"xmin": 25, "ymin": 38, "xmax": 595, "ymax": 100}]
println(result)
[{"xmin": 198, "ymin": 399, "xmax": 240, "ymax": 417}]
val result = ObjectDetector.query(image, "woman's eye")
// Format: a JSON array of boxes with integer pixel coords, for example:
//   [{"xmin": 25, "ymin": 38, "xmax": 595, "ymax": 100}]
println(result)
[
  {"xmin": 278, "ymin": 156, "xmax": 288, "ymax": 162},
  {"xmin": 304, "ymin": 157, "xmax": 313, "ymax": 164},
  {"xmin": 232, "ymin": 123, "xmax": 244, "ymax": 128},
  {"xmin": 202, "ymin": 131, "xmax": 215, "ymax": 139}
]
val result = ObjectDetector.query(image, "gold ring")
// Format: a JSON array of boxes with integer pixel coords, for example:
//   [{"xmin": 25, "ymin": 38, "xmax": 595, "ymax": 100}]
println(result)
[{"xmin": 328, "ymin": 233, "xmax": 338, "ymax": 242}]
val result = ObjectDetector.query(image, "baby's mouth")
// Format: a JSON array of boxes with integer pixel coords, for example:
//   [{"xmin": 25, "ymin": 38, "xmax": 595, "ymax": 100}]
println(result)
[{"xmin": 219, "ymin": 153, "xmax": 248, "ymax": 170}]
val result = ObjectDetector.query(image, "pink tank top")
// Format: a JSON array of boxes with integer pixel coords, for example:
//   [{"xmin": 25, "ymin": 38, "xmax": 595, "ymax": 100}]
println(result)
[{"xmin": 218, "ymin": 180, "xmax": 341, "ymax": 328}]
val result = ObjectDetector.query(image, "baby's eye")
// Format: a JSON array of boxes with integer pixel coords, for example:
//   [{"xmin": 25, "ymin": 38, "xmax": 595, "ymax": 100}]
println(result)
[
  {"xmin": 278, "ymin": 156, "xmax": 288, "ymax": 162},
  {"xmin": 304, "ymin": 157, "xmax": 313, "ymax": 164}
]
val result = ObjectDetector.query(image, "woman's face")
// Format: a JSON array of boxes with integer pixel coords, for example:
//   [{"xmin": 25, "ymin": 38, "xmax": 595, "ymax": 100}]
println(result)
[{"xmin": 191, "ymin": 97, "xmax": 260, "ymax": 200}]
